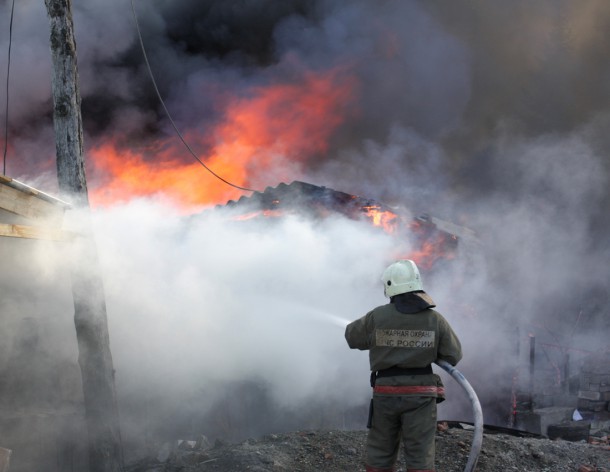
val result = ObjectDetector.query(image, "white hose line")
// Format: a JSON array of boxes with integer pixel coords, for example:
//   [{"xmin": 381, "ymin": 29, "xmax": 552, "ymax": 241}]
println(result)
[{"xmin": 436, "ymin": 360, "xmax": 484, "ymax": 472}]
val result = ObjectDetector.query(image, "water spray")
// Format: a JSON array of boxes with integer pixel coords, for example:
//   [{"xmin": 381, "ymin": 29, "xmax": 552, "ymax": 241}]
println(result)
[{"xmin": 301, "ymin": 306, "xmax": 353, "ymax": 328}]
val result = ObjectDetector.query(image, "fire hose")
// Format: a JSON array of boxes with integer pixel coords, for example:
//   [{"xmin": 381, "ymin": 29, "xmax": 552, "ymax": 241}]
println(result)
[{"xmin": 435, "ymin": 359, "xmax": 483, "ymax": 472}]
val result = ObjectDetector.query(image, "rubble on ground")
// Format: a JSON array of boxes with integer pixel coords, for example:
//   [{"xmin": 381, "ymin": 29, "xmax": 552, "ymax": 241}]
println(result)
[{"xmin": 125, "ymin": 424, "xmax": 610, "ymax": 472}]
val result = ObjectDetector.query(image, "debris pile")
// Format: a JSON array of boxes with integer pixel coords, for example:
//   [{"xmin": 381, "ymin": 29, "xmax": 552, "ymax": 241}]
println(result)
[{"xmin": 125, "ymin": 425, "xmax": 610, "ymax": 472}]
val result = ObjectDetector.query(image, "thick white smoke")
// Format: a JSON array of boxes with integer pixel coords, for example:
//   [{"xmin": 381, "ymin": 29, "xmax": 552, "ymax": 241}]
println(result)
[
  {"xmin": 0, "ymin": 202, "xmax": 454, "ymax": 439},
  {"xmin": 92, "ymin": 202, "xmax": 393, "ymax": 408},
  {"xmin": 0, "ymin": 197, "xmax": 478, "ymax": 445}
]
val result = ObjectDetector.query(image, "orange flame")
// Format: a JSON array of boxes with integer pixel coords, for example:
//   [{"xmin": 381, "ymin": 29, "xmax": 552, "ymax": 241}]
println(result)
[
  {"xmin": 362, "ymin": 206, "xmax": 457, "ymax": 270},
  {"xmin": 403, "ymin": 231, "xmax": 457, "ymax": 270},
  {"xmin": 406, "ymin": 240, "xmax": 453, "ymax": 270},
  {"xmin": 88, "ymin": 66, "xmax": 356, "ymax": 213},
  {"xmin": 363, "ymin": 205, "xmax": 399, "ymax": 233}
]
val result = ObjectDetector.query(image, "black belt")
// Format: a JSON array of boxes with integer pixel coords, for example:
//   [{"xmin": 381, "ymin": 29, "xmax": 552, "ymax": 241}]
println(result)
[{"xmin": 370, "ymin": 365, "xmax": 432, "ymax": 387}]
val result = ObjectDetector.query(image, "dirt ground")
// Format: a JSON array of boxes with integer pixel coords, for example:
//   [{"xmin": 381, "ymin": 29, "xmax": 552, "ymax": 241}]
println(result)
[{"xmin": 126, "ymin": 423, "xmax": 610, "ymax": 472}]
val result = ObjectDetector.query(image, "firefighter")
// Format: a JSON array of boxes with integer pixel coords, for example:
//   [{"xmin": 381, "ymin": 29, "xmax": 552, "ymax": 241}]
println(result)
[{"xmin": 345, "ymin": 259, "xmax": 462, "ymax": 472}]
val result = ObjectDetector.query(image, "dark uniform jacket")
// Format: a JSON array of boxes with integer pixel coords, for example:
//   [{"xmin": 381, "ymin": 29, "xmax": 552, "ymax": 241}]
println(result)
[{"xmin": 345, "ymin": 291, "xmax": 462, "ymax": 400}]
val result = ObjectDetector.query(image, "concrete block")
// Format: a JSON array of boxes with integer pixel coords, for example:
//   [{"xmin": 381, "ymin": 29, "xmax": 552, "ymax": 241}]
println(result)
[
  {"xmin": 579, "ymin": 390, "xmax": 602, "ymax": 401},
  {"xmin": 515, "ymin": 407, "xmax": 574, "ymax": 436},
  {"xmin": 589, "ymin": 401, "xmax": 608, "ymax": 412}
]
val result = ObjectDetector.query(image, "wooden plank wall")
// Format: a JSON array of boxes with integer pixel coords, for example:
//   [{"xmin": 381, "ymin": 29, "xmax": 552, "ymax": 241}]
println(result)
[
  {"xmin": 0, "ymin": 223, "xmax": 69, "ymax": 241},
  {"xmin": 0, "ymin": 176, "xmax": 66, "ymax": 227}
]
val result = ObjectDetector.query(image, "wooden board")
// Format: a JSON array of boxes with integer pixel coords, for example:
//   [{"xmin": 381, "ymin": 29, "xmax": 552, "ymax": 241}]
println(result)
[
  {"xmin": 0, "ymin": 175, "xmax": 68, "ymax": 226},
  {"xmin": 0, "ymin": 447, "xmax": 11, "ymax": 472},
  {"xmin": 0, "ymin": 223, "xmax": 71, "ymax": 241}
]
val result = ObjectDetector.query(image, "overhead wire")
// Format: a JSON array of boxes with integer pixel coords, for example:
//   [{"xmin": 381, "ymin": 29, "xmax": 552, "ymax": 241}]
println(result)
[
  {"xmin": 3, "ymin": 0, "xmax": 17, "ymax": 176},
  {"xmin": 129, "ymin": 0, "xmax": 257, "ymax": 193}
]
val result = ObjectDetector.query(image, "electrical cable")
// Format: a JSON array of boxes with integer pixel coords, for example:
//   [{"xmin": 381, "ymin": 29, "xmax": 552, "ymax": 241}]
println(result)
[
  {"xmin": 3, "ymin": 0, "xmax": 16, "ymax": 176},
  {"xmin": 129, "ymin": 0, "xmax": 256, "ymax": 193}
]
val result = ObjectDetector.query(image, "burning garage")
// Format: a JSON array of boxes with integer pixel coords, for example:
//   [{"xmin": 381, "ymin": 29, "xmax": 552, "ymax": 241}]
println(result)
[{"xmin": 1, "ymin": 0, "xmax": 610, "ymax": 471}]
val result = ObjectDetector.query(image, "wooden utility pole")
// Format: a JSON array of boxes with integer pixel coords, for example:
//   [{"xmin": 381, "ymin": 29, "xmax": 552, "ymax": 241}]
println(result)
[{"xmin": 45, "ymin": 1, "xmax": 123, "ymax": 471}]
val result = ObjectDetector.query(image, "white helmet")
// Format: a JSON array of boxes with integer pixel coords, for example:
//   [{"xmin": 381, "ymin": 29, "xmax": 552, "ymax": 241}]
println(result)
[{"xmin": 381, "ymin": 259, "xmax": 423, "ymax": 297}]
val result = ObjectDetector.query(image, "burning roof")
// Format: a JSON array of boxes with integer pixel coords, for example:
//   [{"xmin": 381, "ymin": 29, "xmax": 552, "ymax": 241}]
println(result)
[
  {"xmin": 221, "ymin": 180, "xmax": 393, "ymax": 221},
  {"xmin": 218, "ymin": 180, "xmax": 466, "ymax": 271}
]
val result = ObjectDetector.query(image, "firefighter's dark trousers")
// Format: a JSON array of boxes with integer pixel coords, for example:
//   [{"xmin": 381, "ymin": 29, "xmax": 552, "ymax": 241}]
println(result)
[{"xmin": 366, "ymin": 395, "xmax": 437, "ymax": 472}]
